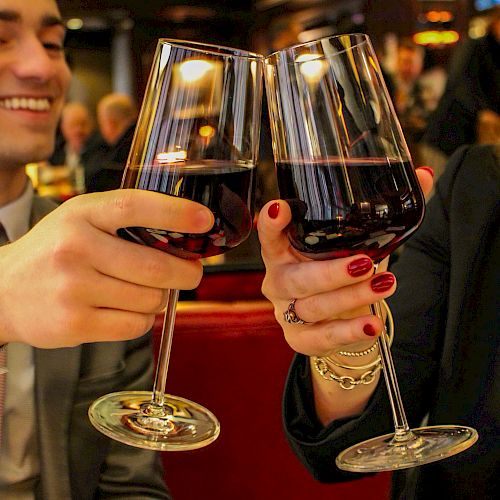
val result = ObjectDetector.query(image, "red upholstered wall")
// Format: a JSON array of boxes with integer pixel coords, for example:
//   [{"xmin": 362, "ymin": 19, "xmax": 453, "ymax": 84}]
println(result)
[{"xmin": 154, "ymin": 300, "xmax": 391, "ymax": 499}]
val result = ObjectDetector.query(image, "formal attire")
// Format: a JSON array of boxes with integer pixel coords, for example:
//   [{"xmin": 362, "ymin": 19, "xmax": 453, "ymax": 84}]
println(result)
[
  {"xmin": 0, "ymin": 185, "xmax": 170, "ymax": 499},
  {"xmin": 49, "ymin": 131, "xmax": 108, "ymax": 191},
  {"xmin": 283, "ymin": 145, "xmax": 500, "ymax": 499},
  {"xmin": 86, "ymin": 124, "xmax": 136, "ymax": 193}
]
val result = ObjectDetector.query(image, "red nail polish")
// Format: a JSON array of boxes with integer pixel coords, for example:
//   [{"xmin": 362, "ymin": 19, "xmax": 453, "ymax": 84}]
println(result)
[
  {"xmin": 363, "ymin": 324, "xmax": 378, "ymax": 337},
  {"xmin": 268, "ymin": 202, "xmax": 280, "ymax": 219},
  {"xmin": 418, "ymin": 166, "xmax": 434, "ymax": 178},
  {"xmin": 347, "ymin": 257, "xmax": 372, "ymax": 277},
  {"xmin": 371, "ymin": 273, "xmax": 395, "ymax": 293}
]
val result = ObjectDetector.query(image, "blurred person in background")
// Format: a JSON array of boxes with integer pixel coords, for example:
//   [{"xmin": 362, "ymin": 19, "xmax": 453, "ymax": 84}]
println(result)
[
  {"xmin": 49, "ymin": 101, "xmax": 106, "ymax": 191},
  {"xmin": 384, "ymin": 39, "xmax": 441, "ymax": 166},
  {"xmin": 421, "ymin": 7, "xmax": 500, "ymax": 178},
  {"xmin": 86, "ymin": 93, "xmax": 137, "ymax": 192}
]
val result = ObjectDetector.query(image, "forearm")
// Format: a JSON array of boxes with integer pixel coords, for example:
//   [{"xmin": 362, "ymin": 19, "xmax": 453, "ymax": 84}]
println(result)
[{"xmin": 310, "ymin": 341, "xmax": 381, "ymax": 426}]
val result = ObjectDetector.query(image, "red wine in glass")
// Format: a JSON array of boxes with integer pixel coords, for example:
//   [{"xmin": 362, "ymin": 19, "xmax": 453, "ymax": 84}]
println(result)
[
  {"xmin": 118, "ymin": 160, "xmax": 255, "ymax": 260},
  {"xmin": 276, "ymin": 157, "xmax": 425, "ymax": 262}
]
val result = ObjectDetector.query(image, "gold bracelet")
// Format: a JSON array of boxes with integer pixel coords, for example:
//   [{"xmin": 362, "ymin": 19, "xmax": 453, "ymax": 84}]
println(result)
[
  {"xmin": 312, "ymin": 356, "xmax": 382, "ymax": 390},
  {"xmin": 337, "ymin": 341, "xmax": 378, "ymax": 357},
  {"xmin": 327, "ymin": 299, "xmax": 394, "ymax": 369}
]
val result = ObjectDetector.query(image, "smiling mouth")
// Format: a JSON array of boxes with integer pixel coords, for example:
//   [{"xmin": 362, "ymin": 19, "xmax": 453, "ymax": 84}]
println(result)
[{"xmin": 0, "ymin": 97, "xmax": 51, "ymax": 111}]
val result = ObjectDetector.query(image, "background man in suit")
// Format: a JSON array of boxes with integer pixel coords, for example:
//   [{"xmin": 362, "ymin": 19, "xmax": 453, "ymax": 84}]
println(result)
[
  {"xmin": 86, "ymin": 93, "xmax": 137, "ymax": 192},
  {"xmin": 49, "ymin": 101, "xmax": 106, "ymax": 191},
  {"xmin": 0, "ymin": 0, "xmax": 214, "ymax": 497}
]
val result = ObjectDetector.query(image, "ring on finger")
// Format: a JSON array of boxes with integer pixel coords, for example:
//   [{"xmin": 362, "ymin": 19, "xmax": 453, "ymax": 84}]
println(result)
[{"xmin": 283, "ymin": 298, "xmax": 309, "ymax": 325}]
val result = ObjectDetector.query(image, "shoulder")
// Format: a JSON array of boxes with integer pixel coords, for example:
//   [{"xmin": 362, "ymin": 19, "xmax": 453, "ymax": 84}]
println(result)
[{"xmin": 436, "ymin": 145, "xmax": 499, "ymax": 197}]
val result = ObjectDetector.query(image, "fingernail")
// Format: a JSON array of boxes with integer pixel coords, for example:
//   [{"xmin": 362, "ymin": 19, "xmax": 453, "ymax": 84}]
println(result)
[
  {"xmin": 347, "ymin": 257, "xmax": 372, "ymax": 277},
  {"xmin": 371, "ymin": 273, "xmax": 395, "ymax": 293},
  {"xmin": 418, "ymin": 166, "xmax": 434, "ymax": 178},
  {"xmin": 268, "ymin": 202, "xmax": 280, "ymax": 219},
  {"xmin": 363, "ymin": 324, "xmax": 378, "ymax": 337}
]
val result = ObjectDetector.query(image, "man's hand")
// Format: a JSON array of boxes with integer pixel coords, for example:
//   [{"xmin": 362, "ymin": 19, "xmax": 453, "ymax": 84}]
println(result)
[{"xmin": 0, "ymin": 189, "xmax": 214, "ymax": 348}]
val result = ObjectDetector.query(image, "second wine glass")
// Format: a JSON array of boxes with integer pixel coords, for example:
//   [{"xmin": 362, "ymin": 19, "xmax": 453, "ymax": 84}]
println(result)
[
  {"xmin": 265, "ymin": 33, "xmax": 477, "ymax": 472},
  {"xmin": 89, "ymin": 39, "xmax": 263, "ymax": 451}
]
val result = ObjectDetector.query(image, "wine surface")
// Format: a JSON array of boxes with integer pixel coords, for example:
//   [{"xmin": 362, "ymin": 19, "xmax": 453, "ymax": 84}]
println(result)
[
  {"xmin": 119, "ymin": 161, "xmax": 254, "ymax": 259},
  {"xmin": 276, "ymin": 158, "xmax": 425, "ymax": 261}
]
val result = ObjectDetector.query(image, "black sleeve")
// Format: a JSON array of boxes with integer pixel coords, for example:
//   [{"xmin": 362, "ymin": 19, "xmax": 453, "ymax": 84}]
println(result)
[{"xmin": 282, "ymin": 147, "xmax": 474, "ymax": 483}]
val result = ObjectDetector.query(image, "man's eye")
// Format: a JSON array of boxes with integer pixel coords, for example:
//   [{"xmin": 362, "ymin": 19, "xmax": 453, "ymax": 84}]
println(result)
[{"xmin": 44, "ymin": 42, "xmax": 64, "ymax": 52}]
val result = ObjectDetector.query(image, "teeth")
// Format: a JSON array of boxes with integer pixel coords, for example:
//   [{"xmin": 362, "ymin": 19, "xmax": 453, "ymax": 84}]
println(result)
[{"xmin": 0, "ymin": 97, "xmax": 51, "ymax": 111}]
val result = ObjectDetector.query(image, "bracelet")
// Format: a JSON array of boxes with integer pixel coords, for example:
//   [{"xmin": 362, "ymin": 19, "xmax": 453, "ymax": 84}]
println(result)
[
  {"xmin": 328, "ymin": 299, "xmax": 394, "ymax": 369},
  {"xmin": 312, "ymin": 356, "xmax": 382, "ymax": 390},
  {"xmin": 337, "ymin": 341, "xmax": 378, "ymax": 357}
]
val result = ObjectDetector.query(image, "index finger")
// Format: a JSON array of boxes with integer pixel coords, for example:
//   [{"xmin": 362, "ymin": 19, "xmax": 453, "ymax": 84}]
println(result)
[{"xmin": 68, "ymin": 189, "xmax": 215, "ymax": 235}]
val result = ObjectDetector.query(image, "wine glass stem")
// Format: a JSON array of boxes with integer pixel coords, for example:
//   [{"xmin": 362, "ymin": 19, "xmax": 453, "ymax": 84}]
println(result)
[
  {"xmin": 371, "ymin": 263, "xmax": 413, "ymax": 443},
  {"xmin": 151, "ymin": 288, "xmax": 179, "ymax": 408}
]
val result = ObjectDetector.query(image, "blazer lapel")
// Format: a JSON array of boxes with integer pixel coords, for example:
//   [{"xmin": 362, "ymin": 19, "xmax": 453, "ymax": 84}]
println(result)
[
  {"xmin": 35, "ymin": 346, "xmax": 81, "ymax": 500},
  {"xmin": 30, "ymin": 195, "xmax": 58, "ymax": 226}
]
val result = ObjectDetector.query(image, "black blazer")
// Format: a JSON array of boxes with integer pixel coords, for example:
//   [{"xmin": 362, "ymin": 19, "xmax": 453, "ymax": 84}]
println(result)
[{"xmin": 283, "ymin": 145, "xmax": 500, "ymax": 499}]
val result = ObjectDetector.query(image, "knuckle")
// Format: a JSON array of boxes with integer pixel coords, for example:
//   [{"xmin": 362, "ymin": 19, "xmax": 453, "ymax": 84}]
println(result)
[
  {"xmin": 286, "ymin": 265, "xmax": 309, "ymax": 297},
  {"xmin": 111, "ymin": 190, "xmax": 135, "ymax": 219}
]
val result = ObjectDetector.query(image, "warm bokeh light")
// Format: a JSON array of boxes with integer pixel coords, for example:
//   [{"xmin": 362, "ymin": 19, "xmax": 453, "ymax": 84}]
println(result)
[
  {"xmin": 425, "ymin": 11, "xmax": 454, "ymax": 23},
  {"xmin": 199, "ymin": 125, "xmax": 215, "ymax": 138},
  {"xmin": 179, "ymin": 59, "xmax": 213, "ymax": 83},
  {"xmin": 157, "ymin": 150, "xmax": 188, "ymax": 163},
  {"xmin": 297, "ymin": 54, "xmax": 327, "ymax": 82},
  {"xmin": 66, "ymin": 18, "xmax": 83, "ymax": 30},
  {"xmin": 413, "ymin": 30, "xmax": 460, "ymax": 45}
]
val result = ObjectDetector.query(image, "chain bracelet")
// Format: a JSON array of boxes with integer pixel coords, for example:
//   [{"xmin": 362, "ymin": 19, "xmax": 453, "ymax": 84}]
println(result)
[{"xmin": 312, "ymin": 356, "xmax": 382, "ymax": 390}]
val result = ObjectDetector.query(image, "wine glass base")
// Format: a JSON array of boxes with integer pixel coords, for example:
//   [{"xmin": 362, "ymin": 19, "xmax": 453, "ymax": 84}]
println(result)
[
  {"xmin": 336, "ymin": 425, "xmax": 478, "ymax": 473},
  {"xmin": 88, "ymin": 391, "xmax": 220, "ymax": 451}
]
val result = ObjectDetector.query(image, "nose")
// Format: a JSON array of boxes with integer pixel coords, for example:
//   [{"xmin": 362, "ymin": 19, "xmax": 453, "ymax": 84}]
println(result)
[{"xmin": 11, "ymin": 34, "xmax": 59, "ymax": 82}]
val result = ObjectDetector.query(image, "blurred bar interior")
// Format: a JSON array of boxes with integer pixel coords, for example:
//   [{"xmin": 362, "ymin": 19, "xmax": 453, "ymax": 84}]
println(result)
[
  {"xmin": 40, "ymin": 0, "xmax": 499, "ymax": 276},
  {"xmin": 57, "ymin": 0, "xmax": 498, "ymax": 121},
  {"xmin": 44, "ymin": 2, "xmax": 499, "ymax": 498}
]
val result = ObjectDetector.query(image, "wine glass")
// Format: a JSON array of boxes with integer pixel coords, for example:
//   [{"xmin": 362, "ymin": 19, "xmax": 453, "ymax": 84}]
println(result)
[
  {"xmin": 264, "ymin": 33, "xmax": 478, "ymax": 472},
  {"xmin": 88, "ymin": 39, "xmax": 263, "ymax": 451}
]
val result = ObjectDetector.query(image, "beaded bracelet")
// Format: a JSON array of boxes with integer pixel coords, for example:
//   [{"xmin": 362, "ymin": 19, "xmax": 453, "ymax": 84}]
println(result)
[{"xmin": 328, "ymin": 299, "xmax": 394, "ymax": 369}]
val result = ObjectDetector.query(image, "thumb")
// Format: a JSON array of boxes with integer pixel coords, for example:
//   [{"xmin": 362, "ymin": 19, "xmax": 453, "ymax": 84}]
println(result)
[{"xmin": 257, "ymin": 200, "xmax": 295, "ymax": 264}]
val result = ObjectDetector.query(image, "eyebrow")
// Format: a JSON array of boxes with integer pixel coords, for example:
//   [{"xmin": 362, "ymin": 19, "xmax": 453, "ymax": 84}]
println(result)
[{"xmin": 0, "ymin": 9, "xmax": 65, "ymax": 29}]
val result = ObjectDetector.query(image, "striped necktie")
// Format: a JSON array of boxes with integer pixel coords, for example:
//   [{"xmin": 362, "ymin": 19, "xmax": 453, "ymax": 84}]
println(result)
[{"xmin": 0, "ymin": 222, "xmax": 9, "ymax": 446}]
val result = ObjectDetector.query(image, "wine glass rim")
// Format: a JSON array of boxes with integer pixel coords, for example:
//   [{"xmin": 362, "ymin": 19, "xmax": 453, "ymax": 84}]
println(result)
[
  {"xmin": 158, "ymin": 38, "xmax": 264, "ymax": 60},
  {"xmin": 265, "ymin": 33, "xmax": 370, "ymax": 61}
]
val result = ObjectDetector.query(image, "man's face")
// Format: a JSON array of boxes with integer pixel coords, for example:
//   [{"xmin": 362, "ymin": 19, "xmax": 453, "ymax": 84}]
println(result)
[
  {"xmin": 397, "ymin": 48, "xmax": 423, "ymax": 84},
  {"xmin": 0, "ymin": 0, "xmax": 71, "ymax": 169},
  {"xmin": 61, "ymin": 106, "xmax": 92, "ymax": 151}
]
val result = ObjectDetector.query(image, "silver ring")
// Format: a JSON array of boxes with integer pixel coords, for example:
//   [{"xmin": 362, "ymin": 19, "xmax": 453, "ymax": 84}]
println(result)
[{"xmin": 283, "ymin": 299, "xmax": 308, "ymax": 325}]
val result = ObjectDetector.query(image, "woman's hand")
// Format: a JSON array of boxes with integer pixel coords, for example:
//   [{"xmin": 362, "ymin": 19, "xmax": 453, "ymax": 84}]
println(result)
[
  {"xmin": 257, "ymin": 167, "xmax": 433, "ymax": 423},
  {"xmin": 257, "ymin": 166, "xmax": 433, "ymax": 357}
]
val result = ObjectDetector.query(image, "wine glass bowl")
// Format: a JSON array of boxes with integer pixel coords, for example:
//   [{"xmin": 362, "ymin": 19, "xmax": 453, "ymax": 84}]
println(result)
[
  {"xmin": 89, "ymin": 39, "xmax": 263, "ymax": 451},
  {"xmin": 264, "ymin": 33, "xmax": 477, "ymax": 472},
  {"xmin": 276, "ymin": 156, "xmax": 424, "ymax": 262}
]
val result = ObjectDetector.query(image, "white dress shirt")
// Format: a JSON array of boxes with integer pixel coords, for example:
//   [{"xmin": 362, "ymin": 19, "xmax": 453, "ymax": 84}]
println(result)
[{"xmin": 0, "ymin": 180, "xmax": 39, "ymax": 499}]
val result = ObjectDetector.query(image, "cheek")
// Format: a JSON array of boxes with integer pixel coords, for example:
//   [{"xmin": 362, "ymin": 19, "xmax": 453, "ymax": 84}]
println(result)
[{"xmin": 59, "ymin": 62, "xmax": 72, "ymax": 94}]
